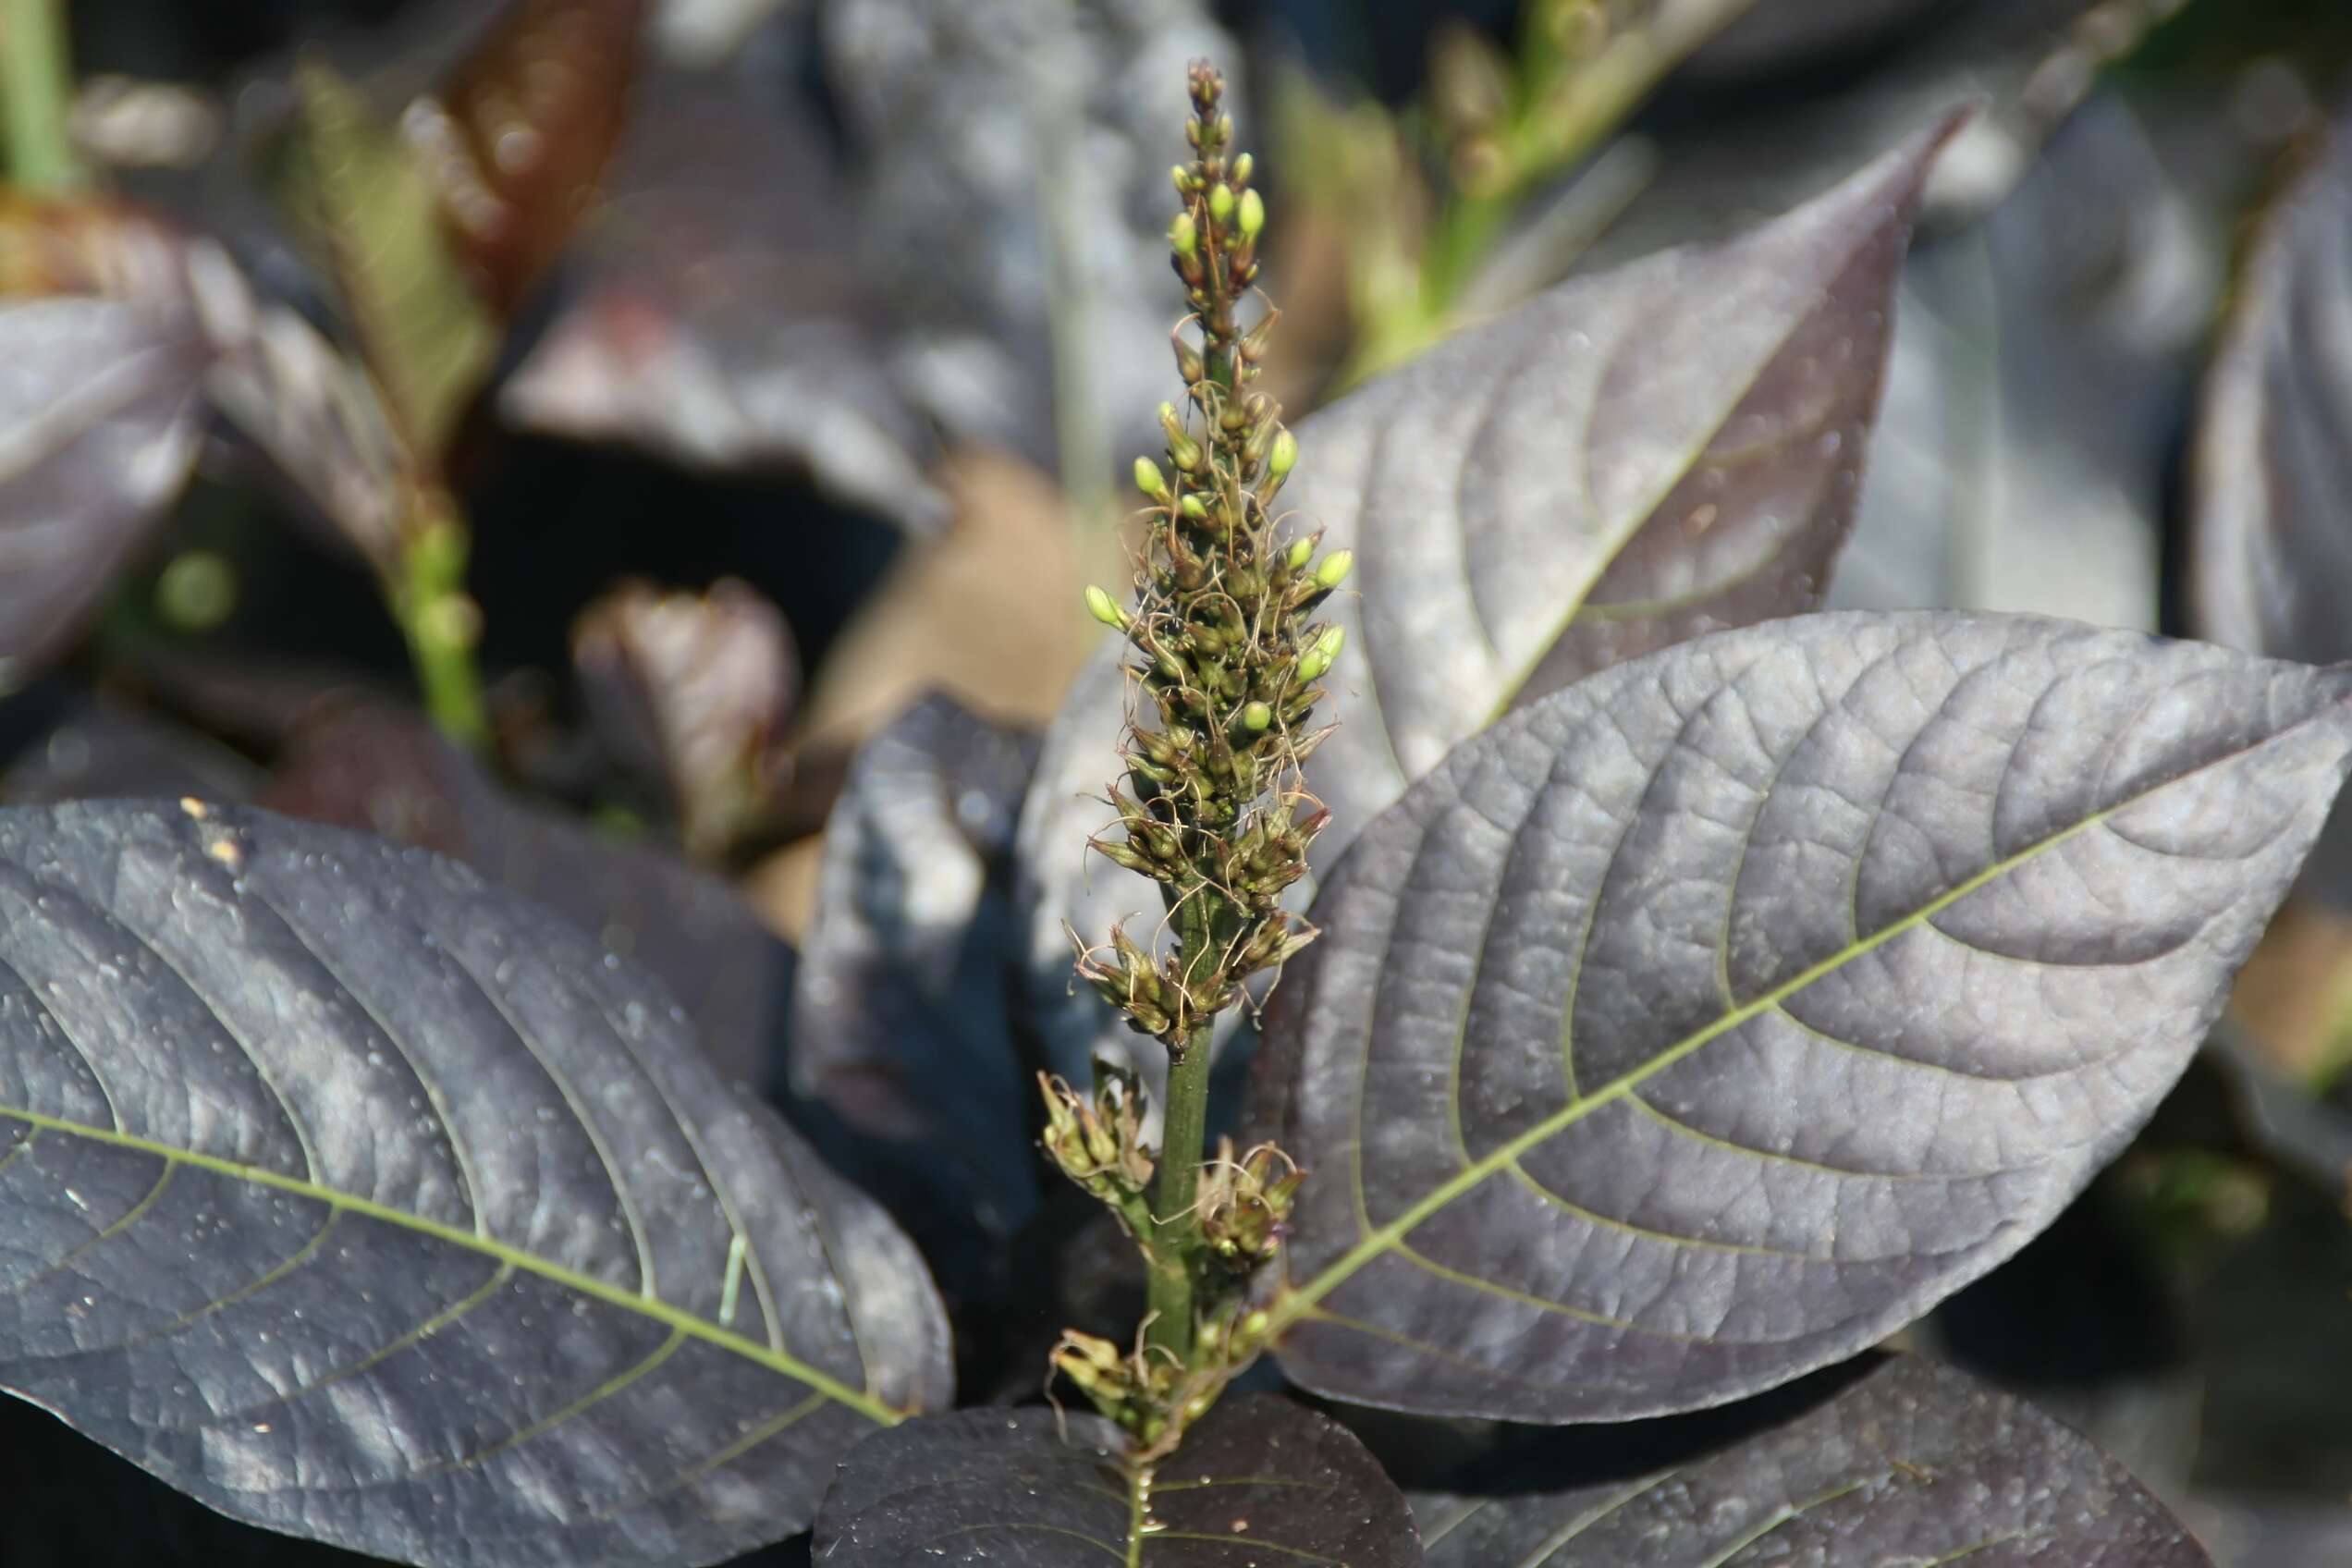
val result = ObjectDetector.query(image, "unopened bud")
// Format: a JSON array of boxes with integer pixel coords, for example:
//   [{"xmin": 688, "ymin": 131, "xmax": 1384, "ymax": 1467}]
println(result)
[
  {"xmin": 1268, "ymin": 427, "xmax": 1299, "ymax": 479},
  {"xmin": 1208, "ymin": 183, "xmax": 1236, "ymax": 226},
  {"xmin": 1242, "ymin": 701, "xmax": 1272, "ymax": 732},
  {"xmin": 1231, "ymin": 152, "xmax": 1255, "ymax": 186},
  {"xmin": 1180, "ymin": 494, "xmax": 1208, "ymax": 520},
  {"xmin": 1169, "ymin": 211, "xmax": 1198, "ymax": 259},
  {"xmin": 1237, "ymin": 188, "xmax": 1265, "ymax": 240},
  {"xmin": 1133, "ymin": 456, "xmax": 1168, "ymax": 499},
  {"xmin": 1084, "ymin": 584, "xmax": 1129, "ymax": 630},
  {"xmin": 1285, "ymin": 535, "xmax": 1315, "ymax": 571},
  {"xmin": 1315, "ymin": 549, "xmax": 1354, "ymax": 590},
  {"xmin": 1170, "ymin": 165, "xmax": 1193, "ymax": 195},
  {"xmin": 1296, "ymin": 624, "xmax": 1345, "ymax": 682}
]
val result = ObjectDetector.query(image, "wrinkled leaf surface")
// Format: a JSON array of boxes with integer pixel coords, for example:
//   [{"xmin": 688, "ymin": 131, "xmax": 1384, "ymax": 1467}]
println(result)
[
  {"xmin": 0, "ymin": 800, "xmax": 948, "ymax": 1567},
  {"xmin": 814, "ymin": 1393, "xmax": 1417, "ymax": 1565},
  {"xmin": 1415, "ymin": 1354, "xmax": 2211, "ymax": 1565},
  {"xmin": 1017, "ymin": 122, "xmax": 1953, "ymax": 1081},
  {"xmin": 1256, "ymin": 612, "xmax": 2352, "ymax": 1421}
]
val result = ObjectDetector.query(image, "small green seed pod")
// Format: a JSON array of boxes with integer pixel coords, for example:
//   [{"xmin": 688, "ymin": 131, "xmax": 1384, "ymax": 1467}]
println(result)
[
  {"xmin": 1285, "ymin": 535, "xmax": 1316, "ymax": 571},
  {"xmin": 1315, "ymin": 548, "xmax": 1354, "ymax": 590},
  {"xmin": 1241, "ymin": 701, "xmax": 1272, "ymax": 732},
  {"xmin": 1170, "ymin": 165, "xmax": 1193, "ymax": 195},
  {"xmin": 1268, "ymin": 427, "xmax": 1299, "ymax": 479},
  {"xmin": 1237, "ymin": 188, "xmax": 1265, "ymax": 240},
  {"xmin": 1208, "ymin": 183, "xmax": 1236, "ymax": 225},
  {"xmin": 1180, "ymin": 494, "xmax": 1209, "ymax": 519},
  {"xmin": 1169, "ymin": 211, "xmax": 1198, "ymax": 259},
  {"xmin": 1084, "ymin": 584, "xmax": 1130, "ymax": 630},
  {"xmin": 1296, "ymin": 624, "xmax": 1345, "ymax": 682},
  {"xmin": 1133, "ymin": 456, "xmax": 1169, "ymax": 499},
  {"xmin": 1231, "ymin": 152, "xmax": 1255, "ymax": 186}
]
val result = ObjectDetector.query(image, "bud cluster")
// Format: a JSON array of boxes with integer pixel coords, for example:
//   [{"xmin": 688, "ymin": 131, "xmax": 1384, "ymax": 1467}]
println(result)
[
  {"xmin": 1048, "ymin": 1305, "xmax": 1272, "ymax": 1457},
  {"xmin": 1075, "ymin": 61, "xmax": 1351, "ymax": 1054},
  {"xmin": 1196, "ymin": 1138, "xmax": 1304, "ymax": 1271},
  {"xmin": 1037, "ymin": 1069, "xmax": 1155, "ymax": 1236}
]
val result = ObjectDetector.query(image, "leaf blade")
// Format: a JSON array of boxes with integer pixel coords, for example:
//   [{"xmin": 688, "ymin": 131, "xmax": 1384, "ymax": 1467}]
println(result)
[
  {"xmin": 813, "ymin": 1393, "xmax": 1418, "ymax": 1565},
  {"xmin": 1414, "ymin": 1354, "xmax": 2213, "ymax": 1565},
  {"xmin": 1256, "ymin": 611, "xmax": 2352, "ymax": 1421},
  {"xmin": 0, "ymin": 800, "xmax": 948, "ymax": 1567}
]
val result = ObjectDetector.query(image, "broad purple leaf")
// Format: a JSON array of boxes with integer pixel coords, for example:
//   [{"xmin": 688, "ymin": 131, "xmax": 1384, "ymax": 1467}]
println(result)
[
  {"xmin": 264, "ymin": 703, "xmax": 789, "ymax": 1086},
  {"xmin": 1415, "ymin": 1354, "xmax": 2212, "ymax": 1565},
  {"xmin": 0, "ymin": 800, "xmax": 949, "ymax": 1566},
  {"xmin": 1255, "ymin": 612, "xmax": 2352, "ymax": 1421},
  {"xmin": 814, "ymin": 1393, "xmax": 1418, "ymax": 1565}
]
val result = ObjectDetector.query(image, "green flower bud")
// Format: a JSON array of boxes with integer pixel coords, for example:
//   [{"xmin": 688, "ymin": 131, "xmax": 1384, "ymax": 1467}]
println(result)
[
  {"xmin": 1208, "ymin": 183, "xmax": 1235, "ymax": 225},
  {"xmin": 1169, "ymin": 211, "xmax": 1198, "ymax": 259},
  {"xmin": 1237, "ymin": 188, "xmax": 1265, "ymax": 240},
  {"xmin": 1133, "ymin": 456, "xmax": 1168, "ymax": 498},
  {"xmin": 1315, "ymin": 548, "xmax": 1354, "ymax": 590},
  {"xmin": 1296, "ymin": 624, "xmax": 1345, "ymax": 682},
  {"xmin": 1180, "ymin": 494, "xmax": 1209, "ymax": 519},
  {"xmin": 1268, "ymin": 427, "xmax": 1299, "ymax": 478},
  {"xmin": 1170, "ymin": 165, "xmax": 1193, "ymax": 195},
  {"xmin": 1084, "ymin": 584, "xmax": 1130, "ymax": 630},
  {"xmin": 1285, "ymin": 535, "xmax": 1316, "ymax": 571},
  {"xmin": 1242, "ymin": 701, "xmax": 1272, "ymax": 732},
  {"xmin": 1231, "ymin": 152, "xmax": 1255, "ymax": 186}
]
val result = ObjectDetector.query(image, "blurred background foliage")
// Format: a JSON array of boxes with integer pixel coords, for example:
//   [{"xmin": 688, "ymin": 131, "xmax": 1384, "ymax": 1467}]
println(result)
[{"xmin": 6, "ymin": 1, "xmax": 2352, "ymax": 1562}]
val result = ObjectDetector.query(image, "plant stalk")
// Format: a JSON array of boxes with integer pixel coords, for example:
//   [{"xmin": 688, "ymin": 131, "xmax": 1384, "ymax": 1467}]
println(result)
[
  {"xmin": 393, "ymin": 496, "xmax": 492, "ymax": 752},
  {"xmin": 1145, "ymin": 1017, "xmax": 1215, "ymax": 1361},
  {"xmin": 2, "ymin": 0, "xmax": 81, "ymax": 193}
]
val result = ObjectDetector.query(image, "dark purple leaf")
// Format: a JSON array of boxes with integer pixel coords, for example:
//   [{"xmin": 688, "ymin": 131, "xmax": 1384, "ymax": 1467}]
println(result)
[
  {"xmin": 0, "ymin": 689, "xmax": 263, "ymax": 807},
  {"xmin": 2191, "ymin": 92, "xmax": 2352, "ymax": 901},
  {"xmin": 1016, "ymin": 120, "xmax": 1954, "ymax": 1085},
  {"xmin": 498, "ymin": 67, "xmax": 944, "ymax": 535},
  {"xmin": 1255, "ymin": 612, "xmax": 2352, "ymax": 1421},
  {"xmin": 0, "ymin": 799, "xmax": 949, "ymax": 1566},
  {"xmin": 1415, "ymin": 1354, "xmax": 2212, "ymax": 1565},
  {"xmin": 0, "ymin": 202, "xmax": 212, "ymax": 688},
  {"xmin": 788, "ymin": 694, "xmax": 1041, "ymax": 1292},
  {"xmin": 573, "ymin": 577, "xmax": 800, "ymax": 859},
  {"xmin": 813, "ymin": 1393, "xmax": 1419, "ymax": 1565},
  {"xmin": 263, "ymin": 703, "xmax": 789, "ymax": 1085}
]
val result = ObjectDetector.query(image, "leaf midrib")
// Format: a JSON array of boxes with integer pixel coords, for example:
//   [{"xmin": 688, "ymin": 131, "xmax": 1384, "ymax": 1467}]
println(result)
[
  {"xmin": 0, "ymin": 1101, "xmax": 902, "ymax": 1427},
  {"xmin": 1270, "ymin": 799, "xmax": 2123, "ymax": 1330}
]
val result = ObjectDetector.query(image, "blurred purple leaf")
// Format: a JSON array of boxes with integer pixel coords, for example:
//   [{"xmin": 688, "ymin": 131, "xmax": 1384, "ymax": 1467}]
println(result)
[
  {"xmin": 0, "ymin": 202, "xmax": 212, "ymax": 689},
  {"xmin": 573, "ymin": 576, "xmax": 800, "ymax": 858},
  {"xmin": 500, "ymin": 66, "xmax": 945, "ymax": 533}
]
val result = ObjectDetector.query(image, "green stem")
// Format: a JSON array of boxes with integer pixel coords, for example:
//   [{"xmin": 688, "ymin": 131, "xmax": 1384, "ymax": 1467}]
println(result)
[
  {"xmin": 2, "ymin": 0, "xmax": 81, "ymax": 192},
  {"xmin": 393, "ymin": 497, "xmax": 491, "ymax": 753},
  {"xmin": 1145, "ymin": 1018, "xmax": 1214, "ymax": 1361}
]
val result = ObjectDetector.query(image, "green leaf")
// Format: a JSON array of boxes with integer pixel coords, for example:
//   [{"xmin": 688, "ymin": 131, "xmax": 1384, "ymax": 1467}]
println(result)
[
  {"xmin": 0, "ymin": 800, "xmax": 949, "ymax": 1567},
  {"xmin": 285, "ymin": 61, "xmax": 496, "ymax": 470},
  {"xmin": 1253, "ymin": 611, "xmax": 2352, "ymax": 1421}
]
